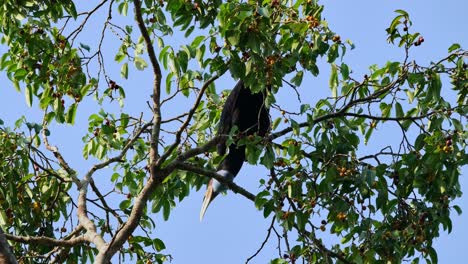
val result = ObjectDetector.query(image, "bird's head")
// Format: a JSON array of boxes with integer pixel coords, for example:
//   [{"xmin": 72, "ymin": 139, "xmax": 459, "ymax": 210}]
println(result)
[{"xmin": 199, "ymin": 170, "xmax": 234, "ymax": 221}]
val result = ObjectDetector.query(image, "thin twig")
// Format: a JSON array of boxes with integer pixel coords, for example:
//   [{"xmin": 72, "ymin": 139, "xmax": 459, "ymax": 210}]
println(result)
[
  {"xmin": 246, "ymin": 216, "xmax": 276, "ymax": 263},
  {"xmin": 156, "ymin": 74, "xmax": 220, "ymax": 167}
]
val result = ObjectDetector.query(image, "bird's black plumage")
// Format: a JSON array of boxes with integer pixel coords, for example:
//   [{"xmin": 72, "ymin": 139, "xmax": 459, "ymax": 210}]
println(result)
[
  {"xmin": 200, "ymin": 80, "xmax": 270, "ymax": 220},
  {"xmin": 217, "ymin": 80, "xmax": 270, "ymax": 156}
]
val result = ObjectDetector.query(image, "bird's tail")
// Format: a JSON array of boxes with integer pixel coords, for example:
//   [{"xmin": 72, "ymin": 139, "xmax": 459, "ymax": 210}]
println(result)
[{"xmin": 199, "ymin": 170, "xmax": 235, "ymax": 221}]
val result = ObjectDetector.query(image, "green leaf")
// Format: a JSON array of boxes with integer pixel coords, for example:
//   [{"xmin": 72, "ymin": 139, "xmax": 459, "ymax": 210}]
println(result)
[
  {"xmin": 121, "ymin": 63, "xmax": 128, "ymax": 79},
  {"xmin": 118, "ymin": 2, "xmax": 128, "ymax": 16},
  {"xmin": 271, "ymin": 258, "xmax": 289, "ymax": 264},
  {"xmin": 25, "ymin": 85, "xmax": 33, "ymax": 107},
  {"xmin": 111, "ymin": 172, "xmax": 120, "ymax": 182},
  {"xmin": 428, "ymin": 73, "xmax": 442, "ymax": 101},
  {"xmin": 254, "ymin": 190, "xmax": 270, "ymax": 209},
  {"xmin": 162, "ymin": 200, "xmax": 170, "ymax": 221},
  {"xmin": 45, "ymin": 112, "xmax": 55, "ymax": 124},
  {"xmin": 165, "ymin": 72, "xmax": 174, "ymax": 94},
  {"xmin": 406, "ymin": 90, "xmax": 414, "ymax": 103},
  {"xmin": 379, "ymin": 102, "xmax": 391, "ymax": 118},
  {"xmin": 341, "ymin": 63, "xmax": 349, "ymax": 80},
  {"xmin": 80, "ymin": 43, "xmax": 91, "ymax": 52},
  {"xmin": 196, "ymin": 44, "xmax": 206, "ymax": 67},
  {"xmin": 247, "ymin": 33, "xmax": 260, "ymax": 53},
  {"xmin": 428, "ymin": 247, "xmax": 438, "ymax": 264},
  {"xmin": 119, "ymin": 199, "xmax": 131, "ymax": 210},
  {"xmin": 394, "ymin": 9, "xmax": 409, "ymax": 16},
  {"xmin": 134, "ymin": 57, "xmax": 148, "ymax": 70},
  {"xmin": 364, "ymin": 127, "xmax": 374, "ymax": 145},
  {"xmin": 288, "ymin": 22, "xmax": 308, "ymax": 35},
  {"xmin": 13, "ymin": 81, "xmax": 20, "ymax": 92},
  {"xmin": 14, "ymin": 68, "xmax": 28, "ymax": 80},
  {"xmin": 96, "ymin": 144, "xmax": 107, "ymax": 159},
  {"xmin": 184, "ymin": 25, "xmax": 195, "ymax": 37},
  {"xmin": 225, "ymin": 29, "xmax": 240, "ymax": 46},
  {"xmin": 153, "ymin": 238, "xmax": 166, "ymax": 251},
  {"xmin": 178, "ymin": 51, "xmax": 188, "ymax": 72},
  {"xmin": 290, "ymin": 71, "xmax": 303, "ymax": 86},
  {"xmin": 120, "ymin": 113, "xmax": 129, "ymax": 128},
  {"xmin": 159, "ymin": 46, "xmax": 171, "ymax": 69},
  {"xmin": 66, "ymin": 103, "xmax": 78, "ymax": 124},
  {"xmin": 272, "ymin": 117, "xmax": 281, "ymax": 130},
  {"xmin": 327, "ymin": 44, "xmax": 339, "ymax": 63},
  {"xmin": 329, "ymin": 64, "xmax": 338, "ymax": 97},
  {"xmin": 260, "ymin": 146, "xmax": 275, "ymax": 169},
  {"xmin": 64, "ymin": 2, "xmax": 78, "ymax": 18},
  {"xmin": 157, "ymin": 37, "xmax": 164, "ymax": 48},
  {"xmin": 168, "ymin": 52, "xmax": 180, "ymax": 78},
  {"xmin": 257, "ymin": 7, "xmax": 270, "ymax": 17},
  {"xmin": 229, "ymin": 55, "xmax": 245, "ymax": 79},
  {"xmin": 448, "ymin": 43, "xmax": 460, "ymax": 53},
  {"xmin": 414, "ymin": 134, "xmax": 426, "ymax": 151},
  {"xmin": 453, "ymin": 205, "xmax": 463, "ymax": 215},
  {"xmin": 191, "ymin": 36, "xmax": 205, "ymax": 48},
  {"xmin": 395, "ymin": 102, "xmax": 404, "ymax": 118},
  {"xmin": 263, "ymin": 201, "xmax": 274, "ymax": 218}
]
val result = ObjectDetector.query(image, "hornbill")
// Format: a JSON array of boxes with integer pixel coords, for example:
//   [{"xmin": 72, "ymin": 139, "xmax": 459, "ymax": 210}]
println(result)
[{"xmin": 200, "ymin": 80, "xmax": 270, "ymax": 220}]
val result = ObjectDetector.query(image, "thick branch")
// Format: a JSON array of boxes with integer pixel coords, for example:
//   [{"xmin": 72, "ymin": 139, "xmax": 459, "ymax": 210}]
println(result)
[
  {"xmin": 4, "ymin": 233, "xmax": 87, "ymax": 248},
  {"xmin": 96, "ymin": 168, "xmax": 170, "ymax": 263},
  {"xmin": 133, "ymin": 0, "xmax": 163, "ymax": 167},
  {"xmin": 77, "ymin": 122, "xmax": 153, "ymax": 258},
  {"xmin": 95, "ymin": 135, "xmax": 249, "ymax": 262},
  {"xmin": 175, "ymin": 162, "xmax": 256, "ymax": 201},
  {"xmin": 90, "ymin": 4, "xmax": 166, "ymax": 261},
  {"xmin": 0, "ymin": 227, "xmax": 17, "ymax": 264},
  {"xmin": 77, "ymin": 174, "xmax": 107, "ymax": 251}
]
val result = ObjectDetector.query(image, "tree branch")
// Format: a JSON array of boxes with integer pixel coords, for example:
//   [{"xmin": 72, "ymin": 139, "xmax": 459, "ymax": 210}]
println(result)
[
  {"xmin": 78, "ymin": 122, "xmax": 153, "ymax": 263},
  {"xmin": 246, "ymin": 216, "xmax": 276, "ymax": 263},
  {"xmin": 89, "ymin": 178, "xmax": 123, "ymax": 226},
  {"xmin": 175, "ymin": 162, "xmax": 256, "ymax": 201},
  {"xmin": 41, "ymin": 127, "xmax": 81, "ymax": 188},
  {"xmin": 4, "ymin": 233, "xmax": 87, "ymax": 248},
  {"xmin": 96, "ymin": 168, "xmax": 170, "ymax": 263},
  {"xmin": 175, "ymin": 135, "xmax": 224, "ymax": 162},
  {"xmin": 133, "ymin": 0, "xmax": 163, "ymax": 171},
  {"xmin": 269, "ymin": 77, "xmax": 404, "ymax": 140},
  {"xmin": 156, "ymin": 74, "xmax": 220, "ymax": 167},
  {"xmin": 0, "ymin": 227, "xmax": 17, "ymax": 264}
]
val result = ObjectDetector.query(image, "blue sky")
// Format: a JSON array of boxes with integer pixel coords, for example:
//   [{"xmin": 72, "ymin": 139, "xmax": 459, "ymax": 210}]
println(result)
[{"xmin": 0, "ymin": 1, "xmax": 467, "ymax": 263}]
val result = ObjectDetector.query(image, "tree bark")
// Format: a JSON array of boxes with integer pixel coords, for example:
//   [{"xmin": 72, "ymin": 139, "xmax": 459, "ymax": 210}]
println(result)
[{"xmin": 0, "ymin": 227, "xmax": 17, "ymax": 264}]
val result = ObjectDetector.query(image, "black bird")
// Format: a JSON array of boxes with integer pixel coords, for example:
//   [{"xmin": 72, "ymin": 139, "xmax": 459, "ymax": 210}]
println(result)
[{"xmin": 200, "ymin": 80, "xmax": 270, "ymax": 220}]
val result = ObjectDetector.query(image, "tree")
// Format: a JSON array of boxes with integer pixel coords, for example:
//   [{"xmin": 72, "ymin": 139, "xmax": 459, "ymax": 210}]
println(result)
[{"xmin": 0, "ymin": 0, "xmax": 466, "ymax": 263}]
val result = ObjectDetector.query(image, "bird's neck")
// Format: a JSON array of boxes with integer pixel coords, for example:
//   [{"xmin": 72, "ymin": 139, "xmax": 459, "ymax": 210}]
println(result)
[{"xmin": 212, "ymin": 170, "xmax": 235, "ymax": 193}]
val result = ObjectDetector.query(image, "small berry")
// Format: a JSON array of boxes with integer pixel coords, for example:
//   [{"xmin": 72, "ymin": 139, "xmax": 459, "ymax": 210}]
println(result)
[{"xmin": 332, "ymin": 35, "xmax": 341, "ymax": 43}]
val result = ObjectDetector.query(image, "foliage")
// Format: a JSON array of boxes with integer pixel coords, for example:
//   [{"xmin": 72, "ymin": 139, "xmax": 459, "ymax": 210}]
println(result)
[{"xmin": 0, "ymin": 1, "xmax": 466, "ymax": 263}]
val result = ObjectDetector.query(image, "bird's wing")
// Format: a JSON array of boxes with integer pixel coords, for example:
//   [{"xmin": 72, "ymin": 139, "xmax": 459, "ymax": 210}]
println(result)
[
  {"xmin": 258, "ymin": 102, "xmax": 271, "ymax": 136},
  {"xmin": 217, "ymin": 80, "xmax": 243, "ymax": 155}
]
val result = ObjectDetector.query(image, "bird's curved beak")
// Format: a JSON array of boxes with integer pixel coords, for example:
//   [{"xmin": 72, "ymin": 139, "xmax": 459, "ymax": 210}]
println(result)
[{"xmin": 200, "ymin": 184, "xmax": 216, "ymax": 221}]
